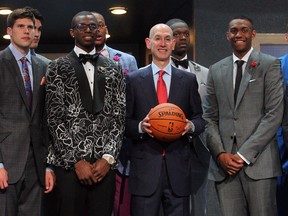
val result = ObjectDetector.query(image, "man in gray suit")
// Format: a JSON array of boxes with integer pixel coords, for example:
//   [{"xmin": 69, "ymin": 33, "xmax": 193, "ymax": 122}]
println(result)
[
  {"xmin": 203, "ymin": 16, "xmax": 283, "ymax": 216},
  {"xmin": 166, "ymin": 18, "xmax": 210, "ymax": 216},
  {"xmin": 0, "ymin": 8, "xmax": 54, "ymax": 216}
]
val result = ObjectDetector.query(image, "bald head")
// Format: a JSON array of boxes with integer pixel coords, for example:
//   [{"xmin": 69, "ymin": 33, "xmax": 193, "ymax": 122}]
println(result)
[{"xmin": 149, "ymin": 23, "xmax": 173, "ymax": 38}]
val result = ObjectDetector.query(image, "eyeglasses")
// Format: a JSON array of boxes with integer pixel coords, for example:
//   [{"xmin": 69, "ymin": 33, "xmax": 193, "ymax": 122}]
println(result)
[{"xmin": 73, "ymin": 23, "xmax": 98, "ymax": 31}]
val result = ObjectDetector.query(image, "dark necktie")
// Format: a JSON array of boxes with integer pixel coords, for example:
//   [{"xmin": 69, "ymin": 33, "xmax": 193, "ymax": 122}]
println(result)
[
  {"xmin": 20, "ymin": 57, "xmax": 33, "ymax": 112},
  {"xmin": 234, "ymin": 60, "xmax": 244, "ymax": 104},
  {"xmin": 171, "ymin": 58, "xmax": 189, "ymax": 69},
  {"xmin": 79, "ymin": 53, "xmax": 99, "ymax": 64},
  {"xmin": 157, "ymin": 70, "xmax": 168, "ymax": 104}
]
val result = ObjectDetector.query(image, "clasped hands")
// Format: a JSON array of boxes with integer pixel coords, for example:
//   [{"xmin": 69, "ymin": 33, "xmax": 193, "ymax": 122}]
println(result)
[
  {"xmin": 217, "ymin": 153, "xmax": 244, "ymax": 175},
  {"xmin": 141, "ymin": 115, "xmax": 193, "ymax": 137},
  {"xmin": 74, "ymin": 159, "xmax": 110, "ymax": 185}
]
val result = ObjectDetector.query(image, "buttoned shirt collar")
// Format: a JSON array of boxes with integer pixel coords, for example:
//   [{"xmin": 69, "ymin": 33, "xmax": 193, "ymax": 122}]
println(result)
[{"xmin": 74, "ymin": 46, "xmax": 96, "ymax": 56}]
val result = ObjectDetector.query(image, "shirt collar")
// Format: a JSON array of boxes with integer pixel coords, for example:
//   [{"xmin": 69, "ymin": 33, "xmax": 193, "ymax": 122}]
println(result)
[
  {"xmin": 233, "ymin": 47, "xmax": 253, "ymax": 63},
  {"xmin": 9, "ymin": 43, "xmax": 32, "ymax": 63},
  {"xmin": 74, "ymin": 46, "xmax": 96, "ymax": 57},
  {"xmin": 98, "ymin": 44, "xmax": 109, "ymax": 58},
  {"xmin": 171, "ymin": 54, "xmax": 188, "ymax": 61},
  {"xmin": 151, "ymin": 62, "xmax": 172, "ymax": 76}
]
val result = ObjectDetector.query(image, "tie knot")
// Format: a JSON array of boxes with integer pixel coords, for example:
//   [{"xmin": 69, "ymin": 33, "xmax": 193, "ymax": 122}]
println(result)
[
  {"xmin": 172, "ymin": 58, "xmax": 189, "ymax": 69},
  {"xmin": 79, "ymin": 53, "xmax": 99, "ymax": 64},
  {"xmin": 20, "ymin": 57, "xmax": 28, "ymax": 64},
  {"xmin": 236, "ymin": 60, "xmax": 245, "ymax": 68},
  {"xmin": 158, "ymin": 70, "xmax": 165, "ymax": 77}
]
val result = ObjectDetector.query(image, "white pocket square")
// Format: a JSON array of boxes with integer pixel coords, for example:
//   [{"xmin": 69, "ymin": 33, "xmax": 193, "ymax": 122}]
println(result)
[{"xmin": 249, "ymin": 79, "xmax": 256, "ymax": 83}]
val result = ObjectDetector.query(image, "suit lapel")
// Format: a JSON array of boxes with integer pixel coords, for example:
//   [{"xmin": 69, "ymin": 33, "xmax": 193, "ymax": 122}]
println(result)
[
  {"xmin": 140, "ymin": 66, "xmax": 158, "ymax": 107},
  {"xmin": 4, "ymin": 49, "xmax": 31, "ymax": 112},
  {"xmin": 221, "ymin": 57, "xmax": 234, "ymax": 110},
  {"xmin": 30, "ymin": 56, "xmax": 42, "ymax": 116},
  {"xmin": 169, "ymin": 67, "xmax": 183, "ymax": 102},
  {"xmin": 92, "ymin": 56, "xmax": 105, "ymax": 114},
  {"xmin": 68, "ymin": 51, "xmax": 94, "ymax": 114},
  {"xmin": 106, "ymin": 46, "xmax": 115, "ymax": 60},
  {"xmin": 235, "ymin": 50, "xmax": 259, "ymax": 109}
]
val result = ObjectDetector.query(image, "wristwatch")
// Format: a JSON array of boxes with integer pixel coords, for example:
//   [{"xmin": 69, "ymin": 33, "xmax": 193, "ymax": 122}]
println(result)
[{"xmin": 102, "ymin": 154, "xmax": 115, "ymax": 165}]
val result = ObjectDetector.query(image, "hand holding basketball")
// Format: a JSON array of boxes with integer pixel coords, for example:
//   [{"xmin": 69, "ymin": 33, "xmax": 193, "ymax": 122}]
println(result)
[{"xmin": 148, "ymin": 103, "xmax": 186, "ymax": 142}]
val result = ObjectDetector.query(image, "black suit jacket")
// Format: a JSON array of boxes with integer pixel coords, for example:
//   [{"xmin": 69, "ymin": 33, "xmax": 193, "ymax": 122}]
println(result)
[
  {"xmin": 0, "ymin": 47, "xmax": 48, "ymax": 185},
  {"xmin": 126, "ymin": 65, "xmax": 205, "ymax": 196}
]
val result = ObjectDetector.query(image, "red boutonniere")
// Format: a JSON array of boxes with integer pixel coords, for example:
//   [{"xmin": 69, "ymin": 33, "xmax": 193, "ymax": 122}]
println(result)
[
  {"xmin": 251, "ymin": 61, "xmax": 257, "ymax": 67},
  {"xmin": 123, "ymin": 69, "xmax": 128, "ymax": 75},
  {"xmin": 113, "ymin": 54, "xmax": 121, "ymax": 61}
]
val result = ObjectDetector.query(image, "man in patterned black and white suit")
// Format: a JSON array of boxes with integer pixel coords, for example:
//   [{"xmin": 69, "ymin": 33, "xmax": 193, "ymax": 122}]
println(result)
[{"xmin": 45, "ymin": 11, "xmax": 125, "ymax": 216}]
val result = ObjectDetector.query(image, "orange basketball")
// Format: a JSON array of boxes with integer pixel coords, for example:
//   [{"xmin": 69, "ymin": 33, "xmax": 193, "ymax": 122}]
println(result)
[{"xmin": 148, "ymin": 103, "xmax": 186, "ymax": 142}]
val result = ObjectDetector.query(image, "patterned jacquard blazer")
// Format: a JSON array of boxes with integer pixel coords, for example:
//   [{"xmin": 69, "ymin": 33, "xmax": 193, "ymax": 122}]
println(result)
[{"xmin": 46, "ymin": 51, "xmax": 126, "ymax": 169}]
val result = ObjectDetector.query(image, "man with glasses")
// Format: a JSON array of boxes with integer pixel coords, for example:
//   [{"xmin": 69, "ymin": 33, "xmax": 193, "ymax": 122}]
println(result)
[{"xmin": 45, "ymin": 11, "xmax": 125, "ymax": 216}]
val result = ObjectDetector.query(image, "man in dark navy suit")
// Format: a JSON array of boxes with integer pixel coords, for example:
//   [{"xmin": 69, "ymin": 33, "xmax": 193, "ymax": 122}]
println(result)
[{"xmin": 125, "ymin": 23, "xmax": 205, "ymax": 216}]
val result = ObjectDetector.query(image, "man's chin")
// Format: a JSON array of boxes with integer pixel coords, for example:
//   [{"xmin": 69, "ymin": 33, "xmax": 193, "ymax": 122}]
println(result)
[{"xmin": 30, "ymin": 44, "xmax": 38, "ymax": 49}]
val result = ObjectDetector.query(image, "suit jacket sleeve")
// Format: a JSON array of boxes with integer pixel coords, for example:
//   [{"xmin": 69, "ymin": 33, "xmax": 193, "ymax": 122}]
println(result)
[
  {"xmin": 102, "ymin": 64, "xmax": 126, "ymax": 159},
  {"xmin": 203, "ymin": 65, "xmax": 225, "ymax": 159},
  {"xmin": 45, "ymin": 59, "xmax": 79, "ymax": 167},
  {"xmin": 125, "ymin": 73, "xmax": 142, "ymax": 140},
  {"xmin": 237, "ymin": 59, "xmax": 283, "ymax": 163}
]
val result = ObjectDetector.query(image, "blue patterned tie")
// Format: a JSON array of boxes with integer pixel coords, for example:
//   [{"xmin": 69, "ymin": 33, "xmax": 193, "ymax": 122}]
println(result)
[{"xmin": 20, "ymin": 57, "xmax": 33, "ymax": 112}]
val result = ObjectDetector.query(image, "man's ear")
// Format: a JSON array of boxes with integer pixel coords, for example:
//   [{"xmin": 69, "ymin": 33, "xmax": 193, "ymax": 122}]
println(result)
[
  {"xmin": 70, "ymin": 29, "xmax": 75, "ymax": 38},
  {"xmin": 145, "ymin": 37, "xmax": 151, "ymax": 49}
]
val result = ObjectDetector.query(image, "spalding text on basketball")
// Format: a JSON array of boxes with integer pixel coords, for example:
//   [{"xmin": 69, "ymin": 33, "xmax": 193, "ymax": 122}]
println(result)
[{"xmin": 157, "ymin": 111, "xmax": 184, "ymax": 120}]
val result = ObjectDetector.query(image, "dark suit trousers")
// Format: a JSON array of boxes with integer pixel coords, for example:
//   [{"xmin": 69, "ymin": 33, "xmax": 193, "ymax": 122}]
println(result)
[
  {"xmin": 131, "ymin": 158, "xmax": 190, "ymax": 216},
  {"xmin": 51, "ymin": 166, "xmax": 115, "ymax": 216},
  {"xmin": 0, "ymin": 147, "xmax": 43, "ymax": 216}
]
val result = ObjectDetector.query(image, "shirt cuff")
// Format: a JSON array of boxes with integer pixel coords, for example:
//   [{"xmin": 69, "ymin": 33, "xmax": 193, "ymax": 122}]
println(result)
[
  {"xmin": 190, "ymin": 121, "xmax": 195, "ymax": 132},
  {"xmin": 138, "ymin": 121, "xmax": 145, "ymax": 133},
  {"xmin": 0, "ymin": 163, "xmax": 3, "ymax": 168},
  {"xmin": 237, "ymin": 152, "xmax": 250, "ymax": 165},
  {"xmin": 102, "ymin": 154, "xmax": 115, "ymax": 165},
  {"xmin": 46, "ymin": 167, "xmax": 54, "ymax": 172}
]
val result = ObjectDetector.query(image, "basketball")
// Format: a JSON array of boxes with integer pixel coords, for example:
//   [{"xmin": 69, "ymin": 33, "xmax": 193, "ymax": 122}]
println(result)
[{"xmin": 148, "ymin": 103, "xmax": 186, "ymax": 142}]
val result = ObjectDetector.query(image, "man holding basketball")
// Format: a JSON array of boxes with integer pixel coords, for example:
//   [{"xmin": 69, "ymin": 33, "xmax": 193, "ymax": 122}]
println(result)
[{"xmin": 125, "ymin": 23, "xmax": 205, "ymax": 215}]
